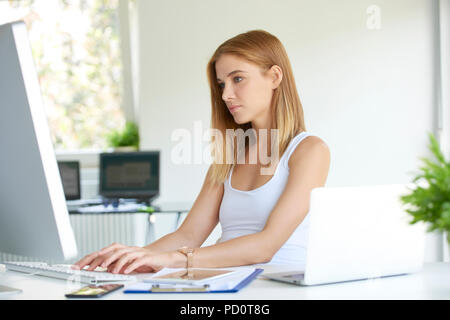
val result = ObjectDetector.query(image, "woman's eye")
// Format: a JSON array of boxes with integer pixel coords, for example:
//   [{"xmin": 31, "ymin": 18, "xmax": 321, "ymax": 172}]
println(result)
[{"xmin": 218, "ymin": 77, "xmax": 242, "ymax": 89}]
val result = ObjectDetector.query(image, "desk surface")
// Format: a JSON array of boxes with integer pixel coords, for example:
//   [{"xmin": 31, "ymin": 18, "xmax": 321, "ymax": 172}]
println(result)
[{"xmin": 0, "ymin": 262, "xmax": 449, "ymax": 300}]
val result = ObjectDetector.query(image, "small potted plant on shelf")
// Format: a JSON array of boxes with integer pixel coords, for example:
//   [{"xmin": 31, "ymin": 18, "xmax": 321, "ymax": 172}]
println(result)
[
  {"xmin": 107, "ymin": 121, "xmax": 140, "ymax": 151},
  {"xmin": 400, "ymin": 132, "xmax": 450, "ymax": 255}
]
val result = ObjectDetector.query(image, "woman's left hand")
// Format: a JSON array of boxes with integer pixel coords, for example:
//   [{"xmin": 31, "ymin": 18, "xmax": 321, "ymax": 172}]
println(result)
[{"xmin": 106, "ymin": 249, "xmax": 183, "ymax": 274}]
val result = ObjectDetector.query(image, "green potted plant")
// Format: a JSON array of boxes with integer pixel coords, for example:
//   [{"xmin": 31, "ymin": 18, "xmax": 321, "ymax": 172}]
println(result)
[
  {"xmin": 106, "ymin": 121, "xmax": 140, "ymax": 151},
  {"xmin": 400, "ymin": 132, "xmax": 450, "ymax": 254}
]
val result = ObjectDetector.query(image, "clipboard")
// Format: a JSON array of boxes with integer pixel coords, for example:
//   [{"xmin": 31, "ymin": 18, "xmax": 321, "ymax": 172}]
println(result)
[{"xmin": 123, "ymin": 268, "xmax": 263, "ymax": 294}]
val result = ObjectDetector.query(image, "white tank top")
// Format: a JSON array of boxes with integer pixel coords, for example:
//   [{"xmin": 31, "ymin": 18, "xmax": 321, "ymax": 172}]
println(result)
[{"xmin": 217, "ymin": 131, "xmax": 316, "ymax": 265}]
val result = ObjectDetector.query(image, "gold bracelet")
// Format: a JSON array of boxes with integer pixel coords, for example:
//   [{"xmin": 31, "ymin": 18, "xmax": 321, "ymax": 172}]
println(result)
[{"xmin": 177, "ymin": 246, "xmax": 194, "ymax": 279}]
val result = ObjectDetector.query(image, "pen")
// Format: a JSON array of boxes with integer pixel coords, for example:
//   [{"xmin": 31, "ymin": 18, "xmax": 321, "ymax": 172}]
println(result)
[{"xmin": 151, "ymin": 284, "xmax": 210, "ymax": 292}]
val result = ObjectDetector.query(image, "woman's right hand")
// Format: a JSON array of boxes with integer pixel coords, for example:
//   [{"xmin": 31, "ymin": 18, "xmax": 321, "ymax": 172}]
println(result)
[{"xmin": 72, "ymin": 242, "xmax": 154, "ymax": 273}]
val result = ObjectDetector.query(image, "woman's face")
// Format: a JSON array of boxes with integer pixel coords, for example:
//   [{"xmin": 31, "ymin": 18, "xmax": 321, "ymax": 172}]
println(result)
[{"xmin": 215, "ymin": 54, "xmax": 281, "ymax": 127}]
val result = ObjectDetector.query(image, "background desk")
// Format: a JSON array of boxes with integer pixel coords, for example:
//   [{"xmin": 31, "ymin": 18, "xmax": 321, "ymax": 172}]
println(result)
[
  {"xmin": 69, "ymin": 201, "xmax": 192, "ymax": 244},
  {"xmin": 0, "ymin": 263, "xmax": 448, "ymax": 300}
]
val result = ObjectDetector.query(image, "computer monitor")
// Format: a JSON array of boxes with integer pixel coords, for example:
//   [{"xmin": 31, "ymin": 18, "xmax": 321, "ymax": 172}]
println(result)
[
  {"xmin": 99, "ymin": 151, "xmax": 160, "ymax": 204},
  {"xmin": 0, "ymin": 21, "xmax": 78, "ymax": 262},
  {"xmin": 58, "ymin": 161, "xmax": 81, "ymax": 200}
]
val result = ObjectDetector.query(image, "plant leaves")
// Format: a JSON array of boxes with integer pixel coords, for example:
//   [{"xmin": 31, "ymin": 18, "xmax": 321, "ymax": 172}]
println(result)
[{"xmin": 400, "ymin": 132, "xmax": 450, "ymax": 235}]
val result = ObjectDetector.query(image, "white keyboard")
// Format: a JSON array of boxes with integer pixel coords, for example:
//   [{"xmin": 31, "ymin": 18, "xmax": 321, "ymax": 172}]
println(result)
[{"xmin": 3, "ymin": 261, "xmax": 136, "ymax": 284}]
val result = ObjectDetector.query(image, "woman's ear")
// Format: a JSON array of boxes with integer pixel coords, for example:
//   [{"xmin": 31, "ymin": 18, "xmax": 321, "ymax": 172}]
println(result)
[{"xmin": 269, "ymin": 65, "xmax": 283, "ymax": 89}]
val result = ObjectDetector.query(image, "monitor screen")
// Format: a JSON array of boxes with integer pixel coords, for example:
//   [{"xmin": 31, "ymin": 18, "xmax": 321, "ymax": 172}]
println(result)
[
  {"xmin": 58, "ymin": 161, "xmax": 81, "ymax": 200},
  {"xmin": 99, "ymin": 151, "xmax": 160, "ymax": 200},
  {"xmin": 0, "ymin": 21, "xmax": 77, "ymax": 261}
]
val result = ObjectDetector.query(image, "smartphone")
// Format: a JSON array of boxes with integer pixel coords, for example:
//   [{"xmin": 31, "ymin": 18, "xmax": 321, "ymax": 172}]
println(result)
[{"xmin": 65, "ymin": 284, "xmax": 124, "ymax": 298}]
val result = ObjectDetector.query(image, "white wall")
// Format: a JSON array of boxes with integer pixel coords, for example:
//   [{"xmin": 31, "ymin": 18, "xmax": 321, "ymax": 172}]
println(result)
[{"xmin": 134, "ymin": 0, "xmax": 443, "ymax": 259}]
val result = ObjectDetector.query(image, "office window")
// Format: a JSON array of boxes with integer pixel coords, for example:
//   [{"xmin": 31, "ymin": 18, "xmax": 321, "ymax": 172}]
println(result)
[{"xmin": 0, "ymin": 0, "xmax": 125, "ymax": 150}]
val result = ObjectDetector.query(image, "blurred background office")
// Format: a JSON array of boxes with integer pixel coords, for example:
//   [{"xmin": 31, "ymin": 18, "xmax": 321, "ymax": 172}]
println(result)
[{"xmin": 0, "ymin": 0, "xmax": 448, "ymax": 263}]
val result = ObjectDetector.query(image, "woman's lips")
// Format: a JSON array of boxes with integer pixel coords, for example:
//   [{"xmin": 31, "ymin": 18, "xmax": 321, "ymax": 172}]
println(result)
[{"xmin": 229, "ymin": 105, "xmax": 241, "ymax": 113}]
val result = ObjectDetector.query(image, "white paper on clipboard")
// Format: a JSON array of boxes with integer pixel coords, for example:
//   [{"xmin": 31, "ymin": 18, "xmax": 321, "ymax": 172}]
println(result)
[{"xmin": 142, "ymin": 267, "xmax": 254, "ymax": 287}]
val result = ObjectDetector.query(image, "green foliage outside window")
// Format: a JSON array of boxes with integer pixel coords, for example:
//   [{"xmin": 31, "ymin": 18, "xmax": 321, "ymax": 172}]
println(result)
[{"xmin": 3, "ymin": 0, "xmax": 125, "ymax": 149}]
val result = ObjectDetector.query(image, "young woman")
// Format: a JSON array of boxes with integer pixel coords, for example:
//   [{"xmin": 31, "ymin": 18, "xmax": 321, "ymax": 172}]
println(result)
[{"xmin": 74, "ymin": 30, "xmax": 330, "ymax": 274}]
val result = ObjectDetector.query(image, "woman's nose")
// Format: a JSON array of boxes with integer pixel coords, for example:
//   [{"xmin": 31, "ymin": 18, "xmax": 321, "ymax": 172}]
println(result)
[{"xmin": 222, "ymin": 83, "xmax": 235, "ymax": 101}]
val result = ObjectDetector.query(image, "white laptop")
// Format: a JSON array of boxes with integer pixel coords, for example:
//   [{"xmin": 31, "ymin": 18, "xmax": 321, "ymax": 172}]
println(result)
[{"xmin": 264, "ymin": 184, "xmax": 426, "ymax": 286}]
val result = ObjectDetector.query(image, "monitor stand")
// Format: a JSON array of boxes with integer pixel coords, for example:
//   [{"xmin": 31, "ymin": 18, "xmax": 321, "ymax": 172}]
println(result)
[
  {"xmin": 137, "ymin": 196, "xmax": 157, "ymax": 206},
  {"xmin": 0, "ymin": 284, "xmax": 22, "ymax": 296},
  {"xmin": 102, "ymin": 196, "xmax": 157, "ymax": 207},
  {"xmin": 1, "ymin": 265, "xmax": 22, "ymax": 296}
]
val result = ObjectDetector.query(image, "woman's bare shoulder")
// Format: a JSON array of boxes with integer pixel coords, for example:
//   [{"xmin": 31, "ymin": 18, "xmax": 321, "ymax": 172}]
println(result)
[{"xmin": 288, "ymin": 135, "xmax": 330, "ymax": 169}]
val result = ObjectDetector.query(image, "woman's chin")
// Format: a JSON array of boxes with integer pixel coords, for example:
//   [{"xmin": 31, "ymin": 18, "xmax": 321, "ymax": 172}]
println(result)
[{"xmin": 232, "ymin": 115, "xmax": 249, "ymax": 125}]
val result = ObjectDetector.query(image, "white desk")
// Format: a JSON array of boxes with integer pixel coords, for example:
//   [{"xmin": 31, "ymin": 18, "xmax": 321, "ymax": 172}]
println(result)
[{"xmin": 0, "ymin": 262, "xmax": 449, "ymax": 300}]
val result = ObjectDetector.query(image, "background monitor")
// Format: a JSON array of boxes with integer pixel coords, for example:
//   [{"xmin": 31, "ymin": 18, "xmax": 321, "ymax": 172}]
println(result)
[
  {"xmin": 0, "ymin": 21, "xmax": 77, "ymax": 261},
  {"xmin": 99, "ymin": 151, "xmax": 160, "ymax": 203},
  {"xmin": 58, "ymin": 161, "xmax": 81, "ymax": 200}
]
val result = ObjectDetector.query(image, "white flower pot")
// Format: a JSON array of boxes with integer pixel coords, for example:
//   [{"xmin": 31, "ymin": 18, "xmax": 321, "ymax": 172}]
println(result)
[{"xmin": 113, "ymin": 146, "xmax": 138, "ymax": 152}]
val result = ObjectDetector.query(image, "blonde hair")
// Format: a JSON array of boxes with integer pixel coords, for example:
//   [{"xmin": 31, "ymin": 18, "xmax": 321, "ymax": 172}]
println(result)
[{"xmin": 206, "ymin": 30, "xmax": 306, "ymax": 185}]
